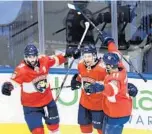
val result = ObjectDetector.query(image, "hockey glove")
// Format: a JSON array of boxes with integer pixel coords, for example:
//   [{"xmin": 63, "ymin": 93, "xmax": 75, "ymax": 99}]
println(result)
[
  {"xmin": 65, "ymin": 47, "xmax": 81, "ymax": 59},
  {"xmin": 85, "ymin": 83, "xmax": 104, "ymax": 94},
  {"xmin": 1, "ymin": 82, "xmax": 14, "ymax": 96},
  {"xmin": 73, "ymin": 49, "xmax": 81, "ymax": 59},
  {"xmin": 98, "ymin": 32, "xmax": 114, "ymax": 46},
  {"xmin": 71, "ymin": 74, "xmax": 81, "ymax": 90},
  {"xmin": 128, "ymin": 83, "xmax": 138, "ymax": 97}
]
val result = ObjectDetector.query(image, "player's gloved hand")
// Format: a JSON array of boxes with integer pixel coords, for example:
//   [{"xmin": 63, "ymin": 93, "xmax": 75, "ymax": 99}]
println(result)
[
  {"xmin": 128, "ymin": 83, "xmax": 138, "ymax": 97},
  {"xmin": 65, "ymin": 46, "xmax": 74, "ymax": 58},
  {"xmin": 73, "ymin": 49, "xmax": 81, "ymax": 59},
  {"xmin": 1, "ymin": 82, "xmax": 14, "ymax": 96},
  {"xmin": 65, "ymin": 47, "xmax": 81, "ymax": 59},
  {"xmin": 71, "ymin": 74, "xmax": 81, "ymax": 90},
  {"xmin": 85, "ymin": 83, "xmax": 104, "ymax": 94},
  {"xmin": 98, "ymin": 32, "xmax": 114, "ymax": 46}
]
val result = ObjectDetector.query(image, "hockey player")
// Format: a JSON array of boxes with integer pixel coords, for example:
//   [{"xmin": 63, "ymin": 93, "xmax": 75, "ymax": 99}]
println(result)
[
  {"xmin": 70, "ymin": 41, "xmax": 112, "ymax": 134},
  {"xmin": 84, "ymin": 52, "xmax": 138, "ymax": 134},
  {"xmin": 70, "ymin": 34, "xmax": 138, "ymax": 134},
  {"xmin": 1, "ymin": 44, "xmax": 79, "ymax": 134},
  {"xmin": 100, "ymin": 52, "xmax": 132, "ymax": 134}
]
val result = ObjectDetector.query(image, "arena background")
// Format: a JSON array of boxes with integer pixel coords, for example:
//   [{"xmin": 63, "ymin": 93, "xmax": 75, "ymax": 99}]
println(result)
[{"xmin": 0, "ymin": 1, "xmax": 152, "ymax": 134}]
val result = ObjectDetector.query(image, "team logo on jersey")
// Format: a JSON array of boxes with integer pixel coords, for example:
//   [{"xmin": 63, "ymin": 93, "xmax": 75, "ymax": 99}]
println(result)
[
  {"xmin": 34, "ymin": 79, "xmax": 47, "ymax": 93},
  {"xmin": 32, "ymin": 75, "xmax": 48, "ymax": 93},
  {"xmin": 82, "ymin": 81, "xmax": 93, "ymax": 94},
  {"xmin": 83, "ymin": 82, "xmax": 91, "ymax": 89}
]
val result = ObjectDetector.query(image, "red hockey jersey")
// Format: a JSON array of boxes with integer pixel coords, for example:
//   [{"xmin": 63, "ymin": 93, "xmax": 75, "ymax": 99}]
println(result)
[{"xmin": 11, "ymin": 54, "xmax": 66, "ymax": 107}]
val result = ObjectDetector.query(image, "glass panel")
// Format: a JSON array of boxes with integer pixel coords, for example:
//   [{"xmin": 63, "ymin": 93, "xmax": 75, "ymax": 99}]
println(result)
[
  {"xmin": 0, "ymin": 1, "xmax": 22, "ymax": 25},
  {"xmin": 117, "ymin": 1, "xmax": 152, "ymax": 73},
  {"xmin": 44, "ymin": 1, "xmax": 112, "ymax": 68},
  {"xmin": 0, "ymin": 1, "xmax": 38, "ymax": 67}
]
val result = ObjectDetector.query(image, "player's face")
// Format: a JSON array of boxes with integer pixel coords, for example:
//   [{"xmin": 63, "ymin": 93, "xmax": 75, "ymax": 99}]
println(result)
[
  {"xmin": 105, "ymin": 64, "xmax": 113, "ymax": 74},
  {"xmin": 83, "ymin": 53, "xmax": 94, "ymax": 67},
  {"xmin": 26, "ymin": 55, "xmax": 38, "ymax": 66},
  {"xmin": 105, "ymin": 64, "xmax": 118, "ymax": 74}
]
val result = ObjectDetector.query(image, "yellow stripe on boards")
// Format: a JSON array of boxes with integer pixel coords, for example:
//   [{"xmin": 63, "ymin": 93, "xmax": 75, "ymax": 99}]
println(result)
[{"xmin": 0, "ymin": 124, "xmax": 151, "ymax": 134}]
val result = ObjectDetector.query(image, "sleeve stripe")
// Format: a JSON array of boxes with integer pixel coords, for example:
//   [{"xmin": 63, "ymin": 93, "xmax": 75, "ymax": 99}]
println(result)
[
  {"xmin": 10, "ymin": 79, "xmax": 21, "ymax": 87},
  {"xmin": 107, "ymin": 96, "xmax": 116, "ymax": 102},
  {"xmin": 49, "ymin": 55, "xmax": 59, "ymax": 66},
  {"xmin": 44, "ymin": 106, "xmax": 49, "ymax": 117},
  {"xmin": 96, "ymin": 81, "xmax": 104, "ymax": 85}
]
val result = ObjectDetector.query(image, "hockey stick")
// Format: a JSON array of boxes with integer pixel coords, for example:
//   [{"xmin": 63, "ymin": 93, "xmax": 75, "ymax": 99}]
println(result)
[
  {"xmin": 51, "ymin": 85, "xmax": 71, "ymax": 90},
  {"xmin": 123, "ymin": 59, "xmax": 147, "ymax": 82},
  {"xmin": 68, "ymin": 3, "xmax": 104, "ymax": 36},
  {"xmin": 52, "ymin": 6, "xmax": 109, "ymax": 36},
  {"xmin": 55, "ymin": 22, "xmax": 90, "ymax": 101},
  {"xmin": 67, "ymin": 3, "xmax": 147, "ymax": 83}
]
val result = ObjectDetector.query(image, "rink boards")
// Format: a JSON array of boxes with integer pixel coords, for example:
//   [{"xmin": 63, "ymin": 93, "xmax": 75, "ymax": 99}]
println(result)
[{"xmin": 0, "ymin": 68, "xmax": 152, "ymax": 134}]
